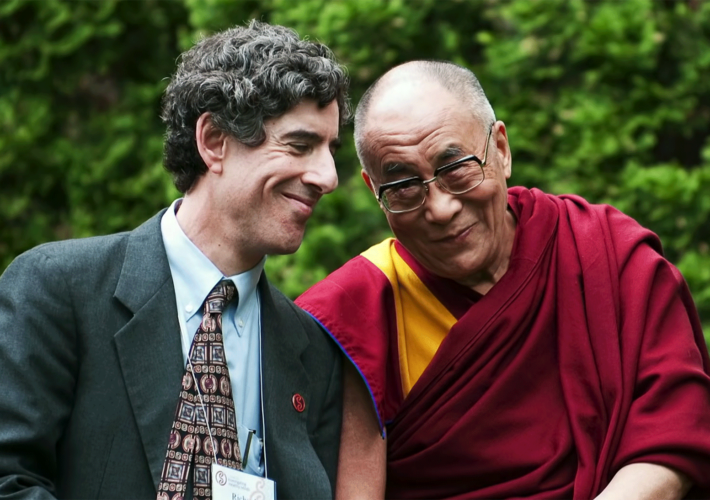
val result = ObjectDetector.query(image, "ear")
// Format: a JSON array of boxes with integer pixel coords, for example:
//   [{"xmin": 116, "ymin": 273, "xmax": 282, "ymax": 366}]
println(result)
[
  {"xmin": 361, "ymin": 169, "xmax": 376, "ymax": 195},
  {"xmin": 196, "ymin": 112, "xmax": 228, "ymax": 174},
  {"xmin": 492, "ymin": 121, "xmax": 512, "ymax": 179}
]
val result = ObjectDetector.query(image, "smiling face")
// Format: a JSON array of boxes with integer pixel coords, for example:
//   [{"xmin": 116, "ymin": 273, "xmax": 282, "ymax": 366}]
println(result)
[
  {"xmin": 361, "ymin": 80, "xmax": 516, "ymax": 291},
  {"xmin": 210, "ymin": 98, "xmax": 341, "ymax": 266}
]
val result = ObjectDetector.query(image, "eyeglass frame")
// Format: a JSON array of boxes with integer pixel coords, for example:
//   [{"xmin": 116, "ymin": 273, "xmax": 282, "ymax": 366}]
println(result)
[{"xmin": 375, "ymin": 125, "xmax": 493, "ymax": 214}]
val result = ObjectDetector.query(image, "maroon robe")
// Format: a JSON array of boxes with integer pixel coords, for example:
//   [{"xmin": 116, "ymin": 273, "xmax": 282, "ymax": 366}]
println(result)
[{"xmin": 297, "ymin": 187, "xmax": 710, "ymax": 498}]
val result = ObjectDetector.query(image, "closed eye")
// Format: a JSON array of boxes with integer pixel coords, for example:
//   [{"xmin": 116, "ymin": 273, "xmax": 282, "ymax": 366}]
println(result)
[
  {"xmin": 378, "ymin": 176, "xmax": 421, "ymax": 200},
  {"xmin": 439, "ymin": 161, "xmax": 470, "ymax": 179},
  {"xmin": 290, "ymin": 143, "xmax": 311, "ymax": 153}
]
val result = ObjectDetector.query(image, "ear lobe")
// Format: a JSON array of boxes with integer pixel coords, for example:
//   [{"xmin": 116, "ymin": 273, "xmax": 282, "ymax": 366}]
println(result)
[{"xmin": 196, "ymin": 112, "xmax": 227, "ymax": 173}]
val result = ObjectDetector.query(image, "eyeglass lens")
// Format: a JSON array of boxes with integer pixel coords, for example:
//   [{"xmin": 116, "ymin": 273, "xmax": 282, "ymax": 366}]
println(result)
[{"xmin": 382, "ymin": 159, "xmax": 484, "ymax": 212}]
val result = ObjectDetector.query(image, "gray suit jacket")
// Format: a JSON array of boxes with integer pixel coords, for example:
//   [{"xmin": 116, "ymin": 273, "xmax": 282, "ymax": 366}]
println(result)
[{"xmin": 0, "ymin": 211, "xmax": 342, "ymax": 499}]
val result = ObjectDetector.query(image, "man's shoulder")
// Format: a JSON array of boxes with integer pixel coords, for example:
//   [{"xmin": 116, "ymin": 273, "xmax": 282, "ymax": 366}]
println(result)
[
  {"xmin": 8, "ymin": 231, "xmax": 131, "ymax": 276},
  {"xmin": 266, "ymin": 281, "xmax": 311, "ymax": 323},
  {"xmin": 511, "ymin": 187, "xmax": 653, "ymax": 241},
  {"xmin": 512, "ymin": 187, "xmax": 666, "ymax": 275},
  {"xmin": 3, "ymin": 211, "xmax": 166, "ymax": 283},
  {"xmin": 265, "ymin": 280, "xmax": 341, "ymax": 358},
  {"xmin": 0, "ymin": 231, "xmax": 136, "ymax": 315},
  {"xmin": 38, "ymin": 230, "xmax": 130, "ymax": 255},
  {"xmin": 550, "ymin": 190, "xmax": 662, "ymax": 256}
]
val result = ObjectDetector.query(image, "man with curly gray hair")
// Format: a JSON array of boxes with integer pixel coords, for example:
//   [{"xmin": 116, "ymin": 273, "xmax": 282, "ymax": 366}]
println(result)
[{"xmin": 0, "ymin": 20, "xmax": 349, "ymax": 500}]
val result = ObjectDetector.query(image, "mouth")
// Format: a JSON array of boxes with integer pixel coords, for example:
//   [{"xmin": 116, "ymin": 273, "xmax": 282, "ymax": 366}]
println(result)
[
  {"xmin": 283, "ymin": 193, "xmax": 318, "ymax": 215},
  {"xmin": 433, "ymin": 223, "xmax": 475, "ymax": 243}
]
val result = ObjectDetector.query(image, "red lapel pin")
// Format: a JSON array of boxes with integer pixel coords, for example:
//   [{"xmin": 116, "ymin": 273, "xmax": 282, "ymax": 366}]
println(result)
[{"xmin": 292, "ymin": 393, "xmax": 305, "ymax": 413}]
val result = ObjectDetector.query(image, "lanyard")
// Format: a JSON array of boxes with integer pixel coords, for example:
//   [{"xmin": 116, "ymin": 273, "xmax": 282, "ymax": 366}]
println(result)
[
  {"xmin": 176, "ymin": 303, "xmax": 219, "ymax": 464},
  {"xmin": 175, "ymin": 288, "xmax": 268, "ymax": 475}
]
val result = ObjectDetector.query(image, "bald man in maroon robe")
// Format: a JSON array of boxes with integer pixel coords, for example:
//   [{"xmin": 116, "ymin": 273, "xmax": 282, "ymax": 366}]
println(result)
[{"xmin": 296, "ymin": 61, "xmax": 710, "ymax": 499}]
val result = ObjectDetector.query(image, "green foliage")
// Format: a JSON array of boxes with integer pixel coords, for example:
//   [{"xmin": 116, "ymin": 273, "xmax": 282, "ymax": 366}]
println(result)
[
  {"xmin": 1, "ymin": 0, "xmax": 709, "ymax": 342},
  {"xmin": 0, "ymin": 0, "xmax": 186, "ymax": 265}
]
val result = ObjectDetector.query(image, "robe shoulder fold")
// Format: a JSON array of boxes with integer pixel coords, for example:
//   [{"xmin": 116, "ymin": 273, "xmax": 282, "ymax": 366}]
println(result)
[{"xmin": 297, "ymin": 243, "xmax": 400, "ymax": 433}]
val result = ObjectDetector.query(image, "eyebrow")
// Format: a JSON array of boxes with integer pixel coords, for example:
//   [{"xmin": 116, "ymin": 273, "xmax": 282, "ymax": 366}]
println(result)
[
  {"xmin": 380, "ymin": 163, "xmax": 417, "ymax": 181},
  {"xmin": 281, "ymin": 129, "xmax": 342, "ymax": 151},
  {"xmin": 382, "ymin": 162, "xmax": 417, "ymax": 177},
  {"xmin": 380, "ymin": 145, "xmax": 466, "ymax": 177},
  {"xmin": 437, "ymin": 146, "xmax": 465, "ymax": 161}
]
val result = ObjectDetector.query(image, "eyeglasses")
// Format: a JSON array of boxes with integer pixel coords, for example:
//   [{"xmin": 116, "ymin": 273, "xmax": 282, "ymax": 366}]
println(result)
[{"xmin": 376, "ymin": 127, "xmax": 491, "ymax": 214}]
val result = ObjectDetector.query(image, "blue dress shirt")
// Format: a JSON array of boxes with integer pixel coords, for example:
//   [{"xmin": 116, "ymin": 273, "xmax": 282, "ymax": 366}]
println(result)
[{"xmin": 160, "ymin": 199, "xmax": 265, "ymax": 477}]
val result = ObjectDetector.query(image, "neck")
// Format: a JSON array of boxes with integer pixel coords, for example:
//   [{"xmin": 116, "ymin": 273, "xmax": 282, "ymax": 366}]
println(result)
[{"xmin": 175, "ymin": 192, "xmax": 260, "ymax": 277}]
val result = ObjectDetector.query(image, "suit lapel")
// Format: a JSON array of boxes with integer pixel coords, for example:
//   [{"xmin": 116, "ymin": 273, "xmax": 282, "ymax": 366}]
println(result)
[
  {"xmin": 259, "ymin": 276, "xmax": 311, "ymax": 464},
  {"xmin": 113, "ymin": 211, "xmax": 184, "ymax": 489},
  {"xmin": 110, "ymin": 224, "xmax": 316, "ymax": 489}
]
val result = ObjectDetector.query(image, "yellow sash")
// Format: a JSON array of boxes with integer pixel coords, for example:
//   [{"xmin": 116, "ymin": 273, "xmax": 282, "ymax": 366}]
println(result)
[{"xmin": 362, "ymin": 239, "xmax": 457, "ymax": 397}]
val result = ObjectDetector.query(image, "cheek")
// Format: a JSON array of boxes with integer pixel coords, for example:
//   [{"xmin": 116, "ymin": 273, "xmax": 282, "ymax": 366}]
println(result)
[
  {"xmin": 247, "ymin": 175, "xmax": 282, "ymax": 200},
  {"xmin": 385, "ymin": 214, "xmax": 420, "ymax": 239},
  {"xmin": 463, "ymin": 182, "xmax": 507, "ymax": 217},
  {"xmin": 265, "ymin": 165, "xmax": 301, "ymax": 191},
  {"xmin": 467, "ymin": 178, "xmax": 500, "ymax": 201}
]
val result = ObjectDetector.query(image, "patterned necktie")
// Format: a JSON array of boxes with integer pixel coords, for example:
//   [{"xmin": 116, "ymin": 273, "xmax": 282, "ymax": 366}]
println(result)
[{"xmin": 158, "ymin": 280, "xmax": 242, "ymax": 500}]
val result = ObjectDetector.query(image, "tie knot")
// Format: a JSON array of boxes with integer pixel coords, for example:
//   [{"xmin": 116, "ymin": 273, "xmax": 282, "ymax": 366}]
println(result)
[{"xmin": 203, "ymin": 280, "xmax": 238, "ymax": 315}]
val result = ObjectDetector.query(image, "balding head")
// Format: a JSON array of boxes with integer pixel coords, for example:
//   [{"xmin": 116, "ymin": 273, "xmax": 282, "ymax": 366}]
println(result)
[{"xmin": 354, "ymin": 61, "xmax": 495, "ymax": 173}]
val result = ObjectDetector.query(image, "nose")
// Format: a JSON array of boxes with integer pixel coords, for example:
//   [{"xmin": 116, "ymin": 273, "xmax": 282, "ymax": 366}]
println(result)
[
  {"xmin": 423, "ymin": 183, "xmax": 462, "ymax": 224},
  {"xmin": 302, "ymin": 148, "xmax": 338, "ymax": 194}
]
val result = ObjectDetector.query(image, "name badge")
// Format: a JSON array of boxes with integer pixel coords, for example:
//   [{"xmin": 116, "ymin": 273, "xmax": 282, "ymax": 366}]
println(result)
[{"xmin": 211, "ymin": 463, "xmax": 276, "ymax": 500}]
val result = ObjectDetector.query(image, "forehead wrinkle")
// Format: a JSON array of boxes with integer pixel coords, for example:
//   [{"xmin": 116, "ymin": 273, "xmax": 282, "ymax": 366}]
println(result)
[
  {"xmin": 364, "ymin": 97, "xmax": 456, "ymax": 142},
  {"xmin": 365, "ymin": 127, "xmax": 423, "ymax": 149},
  {"xmin": 367, "ymin": 124, "xmax": 455, "ymax": 159},
  {"xmin": 361, "ymin": 96, "xmax": 475, "ymax": 175},
  {"xmin": 367, "ymin": 129, "xmax": 465, "ymax": 179}
]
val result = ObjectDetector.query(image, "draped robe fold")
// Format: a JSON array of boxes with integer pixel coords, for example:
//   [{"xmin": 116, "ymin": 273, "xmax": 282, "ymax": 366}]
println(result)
[{"xmin": 296, "ymin": 187, "xmax": 710, "ymax": 499}]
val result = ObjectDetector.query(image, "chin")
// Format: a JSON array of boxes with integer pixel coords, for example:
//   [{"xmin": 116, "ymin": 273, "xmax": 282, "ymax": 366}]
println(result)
[
  {"xmin": 269, "ymin": 237, "xmax": 304, "ymax": 256},
  {"xmin": 432, "ymin": 259, "xmax": 480, "ymax": 282}
]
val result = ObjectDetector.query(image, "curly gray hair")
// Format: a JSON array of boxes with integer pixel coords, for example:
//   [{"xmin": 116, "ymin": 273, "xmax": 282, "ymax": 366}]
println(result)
[{"xmin": 162, "ymin": 20, "xmax": 351, "ymax": 193}]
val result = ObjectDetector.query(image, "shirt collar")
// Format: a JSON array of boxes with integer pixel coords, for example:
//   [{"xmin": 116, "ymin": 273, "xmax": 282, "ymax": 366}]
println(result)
[{"xmin": 161, "ymin": 199, "xmax": 266, "ymax": 318}]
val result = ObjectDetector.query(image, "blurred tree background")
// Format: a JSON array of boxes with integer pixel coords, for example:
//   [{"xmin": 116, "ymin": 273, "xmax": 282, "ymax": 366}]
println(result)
[{"xmin": 1, "ymin": 0, "xmax": 709, "ymax": 342}]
